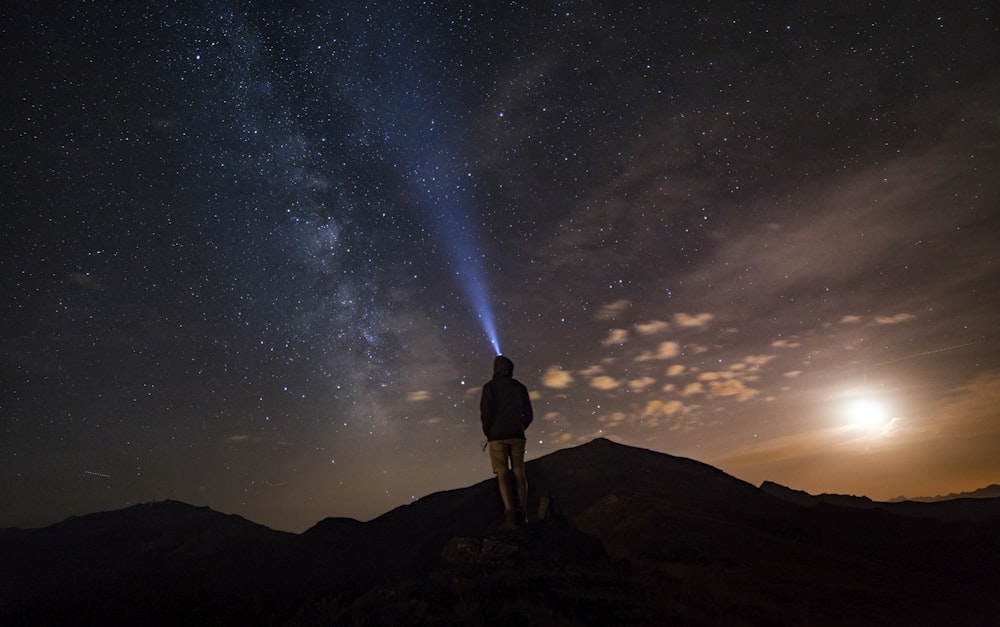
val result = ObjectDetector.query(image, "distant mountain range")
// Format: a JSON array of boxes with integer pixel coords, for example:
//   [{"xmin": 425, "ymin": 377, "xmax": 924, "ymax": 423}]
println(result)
[
  {"xmin": 759, "ymin": 480, "xmax": 1000, "ymax": 522},
  {"xmin": 2, "ymin": 438, "xmax": 998, "ymax": 626},
  {"xmin": 890, "ymin": 484, "xmax": 1000, "ymax": 502}
]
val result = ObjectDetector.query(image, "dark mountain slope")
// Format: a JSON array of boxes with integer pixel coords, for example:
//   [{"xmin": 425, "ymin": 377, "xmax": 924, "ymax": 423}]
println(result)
[
  {"xmin": 297, "ymin": 439, "xmax": 1000, "ymax": 625},
  {"xmin": 3, "ymin": 439, "xmax": 999, "ymax": 626},
  {"xmin": 1, "ymin": 500, "xmax": 297, "ymax": 625}
]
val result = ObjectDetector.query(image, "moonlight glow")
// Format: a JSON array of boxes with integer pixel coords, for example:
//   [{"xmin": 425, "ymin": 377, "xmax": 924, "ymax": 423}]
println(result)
[{"xmin": 845, "ymin": 398, "xmax": 891, "ymax": 432}]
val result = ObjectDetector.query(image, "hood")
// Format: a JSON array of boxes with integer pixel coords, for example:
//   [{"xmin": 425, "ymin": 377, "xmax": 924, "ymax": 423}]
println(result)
[{"xmin": 493, "ymin": 355, "xmax": 514, "ymax": 377}]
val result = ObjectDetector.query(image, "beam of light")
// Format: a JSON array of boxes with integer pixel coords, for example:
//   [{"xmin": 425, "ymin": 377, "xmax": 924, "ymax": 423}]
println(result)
[
  {"xmin": 416, "ymin": 167, "xmax": 501, "ymax": 356},
  {"xmin": 347, "ymin": 10, "xmax": 502, "ymax": 356}
]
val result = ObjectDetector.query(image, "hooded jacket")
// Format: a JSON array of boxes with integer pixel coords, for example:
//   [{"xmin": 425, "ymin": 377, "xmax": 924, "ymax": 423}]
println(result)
[{"xmin": 480, "ymin": 355, "xmax": 533, "ymax": 441}]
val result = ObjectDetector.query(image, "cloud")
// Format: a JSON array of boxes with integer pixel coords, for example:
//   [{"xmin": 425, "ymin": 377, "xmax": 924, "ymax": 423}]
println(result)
[
  {"xmin": 602, "ymin": 328, "xmax": 629, "ymax": 346},
  {"xmin": 635, "ymin": 320, "xmax": 670, "ymax": 335},
  {"xmin": 408, "ymin": 390, "xmax": 431, "ymax": 401},
  {"xmin": 875, "ymin": 313, "xmax": 916, "ymax": 325},
  {"xmin": 628, "ymin": 376, "xmax": 657, "ymax": 392},
  {"xmin": 840, "ymin": 315, "xmax": 863, "ymax": 324},
  {"xmin": 697, "ymin": 371, "xmax": 728, "ymax": 382},
  {"xmin": 674, "ymin": 312, "xmax": 714, "ymax": 328},
  {"xmin": 590, "ymin": 375, "xmax": 621, "ymax": 390},
  {"xmin": 596, "ymin": 299, "xmax": 630, "ymax": 320},
  {"xmin": 542, "ymin": 366, "xmax": 574, "ymax": 389},
  {"xmin": 683, "ymin": 382, "xmax": 705, "ymax": 396},
  {"xmin": 598, "ymin": 411, "xmax": 629, "ymax": 426},
  {"xmin": 743, "ymin": 355, "xmax": 777, "ymax": 367},
  {"xmin": 666, "ymin": 364, "xmax": 686, "ymax": 376},
  {"xmin": 642, "ymin": 399, "xmax": 686, "ymax": 417},
  {"xmin": 771, "ymin": 339, "xmax": 801, "ymax": 348},
  {"xmin": 636, "ymin": 340, "xmax": 681, "ymax": 362},
  {"xmin": 708, "ymin": 379, "xmax": 758, "ymax": 401}
]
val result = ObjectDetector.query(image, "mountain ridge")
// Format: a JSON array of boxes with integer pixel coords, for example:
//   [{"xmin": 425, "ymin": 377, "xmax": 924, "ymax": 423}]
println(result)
[
  {"xmin": 3, "ymin": 438, "xmax": 998, "ymax": 626},
  {"xmin": 760, "ymin": 479, "xmax": 1000, "ymax": 522}
]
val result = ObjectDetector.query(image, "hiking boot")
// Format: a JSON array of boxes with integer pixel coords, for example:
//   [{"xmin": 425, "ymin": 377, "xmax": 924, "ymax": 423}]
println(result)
[{"xmin": 514, "ymin": 508, "xmax": 528, "ymax": 526}]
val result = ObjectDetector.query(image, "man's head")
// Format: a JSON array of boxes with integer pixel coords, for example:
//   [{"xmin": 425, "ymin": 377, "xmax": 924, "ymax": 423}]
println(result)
[{"xmin": 493, "ymin": 355, "xmax": 514, "ymax": 377}]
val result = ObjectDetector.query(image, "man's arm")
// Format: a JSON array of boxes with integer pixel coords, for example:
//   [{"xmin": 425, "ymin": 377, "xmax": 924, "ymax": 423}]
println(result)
[
  {"xmin": 480, "ymin": 382, "xmax": 494, "ymax": 438},
  {"xmin": 521, "ymin": 384, "xmax": 533, "ymax": 429}
]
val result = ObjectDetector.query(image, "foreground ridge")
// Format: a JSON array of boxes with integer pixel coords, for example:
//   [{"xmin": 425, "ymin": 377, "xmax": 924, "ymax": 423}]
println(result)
[{"xmin": 3, "ymin": 439, "xmax": 999, "ymax": 626}]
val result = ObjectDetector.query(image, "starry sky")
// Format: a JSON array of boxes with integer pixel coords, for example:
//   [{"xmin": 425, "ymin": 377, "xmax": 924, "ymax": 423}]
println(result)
[{"xmin": 3, "ymin": 1, "xmax": 998, "ymax": 533}]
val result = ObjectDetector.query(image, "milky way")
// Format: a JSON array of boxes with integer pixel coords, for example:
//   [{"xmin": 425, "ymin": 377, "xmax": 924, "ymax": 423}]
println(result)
[{"xmin": 3, "ymin": 1, "xmax": 999, "ymax": 531}]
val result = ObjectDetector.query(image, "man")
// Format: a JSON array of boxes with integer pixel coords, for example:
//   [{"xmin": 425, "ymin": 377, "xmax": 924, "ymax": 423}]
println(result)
[{"xmin": 480, "ymin": 354, "xmax": 533, "ymax": 528}]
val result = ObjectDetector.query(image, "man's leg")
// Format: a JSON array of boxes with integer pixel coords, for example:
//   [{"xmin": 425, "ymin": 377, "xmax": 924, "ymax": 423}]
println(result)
[
  {"xmin": 489, "ymin": 442, "xmax": 516, "ymax": 512},
  {"xmin": 509, "ymin": 439, "xmax": 528, "ymax": 520},
  {"xmin": 496, "ymin": 467, "xmax": 516, "ymax": 512},
  {"xmin": 512, "ymin": 467, "xmax": 528, "ymax": 511}
]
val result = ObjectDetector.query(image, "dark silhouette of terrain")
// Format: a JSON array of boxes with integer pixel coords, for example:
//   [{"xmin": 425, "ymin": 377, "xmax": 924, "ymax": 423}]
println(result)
[
  {"xmin": 761, "ymin": 480, "xmax": 1000, "ymax": 522},
  {"xmin": 891, "ymin": 484, "xmax": 1000, "ymax": 503},
  {"xmin": 2, "ymin": 438, "xmax": 998, "ymax": 626}
]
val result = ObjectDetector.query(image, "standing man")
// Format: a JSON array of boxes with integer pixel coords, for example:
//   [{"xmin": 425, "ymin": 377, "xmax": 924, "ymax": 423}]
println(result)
[{"xmin": 480, "ymin": 354, "xmax": 533, "ymax": 528}]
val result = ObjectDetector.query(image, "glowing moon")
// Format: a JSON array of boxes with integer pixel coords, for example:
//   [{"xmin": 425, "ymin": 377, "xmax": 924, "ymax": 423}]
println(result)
[{"xmin": 844, "ymin": 398, "xmax": 892, "ymax": 433}]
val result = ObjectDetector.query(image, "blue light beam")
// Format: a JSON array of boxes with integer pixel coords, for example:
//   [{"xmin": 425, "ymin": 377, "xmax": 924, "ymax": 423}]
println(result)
[
  {"xmin": 417, "ymin": 165, "xmax": 501, "ymax": 356},
  {"xmin": 346, "ymin": 10, "xmax": 502, "ymax": 355}
]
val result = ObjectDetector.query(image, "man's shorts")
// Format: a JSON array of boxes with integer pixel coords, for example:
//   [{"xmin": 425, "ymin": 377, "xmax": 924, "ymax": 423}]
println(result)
[{"xmin": 488, "ymin": 438, "xmax": 526, "ymax": 474}]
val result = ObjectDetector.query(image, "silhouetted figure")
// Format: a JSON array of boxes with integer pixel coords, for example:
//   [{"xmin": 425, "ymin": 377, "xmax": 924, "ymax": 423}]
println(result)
[{"xmin": 480, "ymin": 355, "xmax": 533, "ymax": 528}]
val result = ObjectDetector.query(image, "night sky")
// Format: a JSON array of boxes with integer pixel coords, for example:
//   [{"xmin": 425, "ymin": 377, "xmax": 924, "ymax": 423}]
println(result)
[{"xmin": 3, "ymin": 2, "xmax": 998, "ymax": 533}]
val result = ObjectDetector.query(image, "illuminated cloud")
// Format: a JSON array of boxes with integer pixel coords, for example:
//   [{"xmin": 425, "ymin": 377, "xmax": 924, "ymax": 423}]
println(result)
[
  {"xmin": 875, "ymin": 313, "xmax": 916, "ymax": 325},
  {"xmin": 698, "ymin": 371, "xmax": 728, "ymax": 381},
  {"xmin": 542, "ymin": 366, "xmax": 574, "ymax": 389},
  {"xmin": 708, "ymin": 379, "xmax": 758, "ymax": 401},
  {"xmin": 598, "ymin": 411, "xmax": 628, "ymax": 426},
  {"xmin": 596, "ymin": 299, "xmax": 630, "ymax": 320},
  {"xmin": 784, "ymin": 370, "xmax": 802, "ymax": 378},
  {"xmin": 642, "ymin": 399, "xmax": 686, "ymax": 417},
  {"xmin": 840, "ymin": 315, "xmax": 863, "ymax": 324},
  {"xmin": 666, "ymin": 364, "xmax": 686, "ymax": 377},
  {"xmin": 602, "ymin": 328, "xmax": 629, "ymax": 346},
  {"xmin": 408, "ymin": 390, "xmax": 431, "ymax": 401},
  {"xmin": 628, "ymin": 376, "xmax": 657, "ymax": 392},
  {"xmin": 635, "ymin": 319, "xmax": 670, "ymax": 335},
  {"xmin": 636, "ymin": 340, "xmax": 681, "ymax": 362},
  {"xmin": 590, "ymin": 375, "xmax": 621, "ymax": 390},
  {"xmin": 743, "ymin": 355, "xmax": 777, "ymax": 367},
  {"xmin": 674, "ymin": 312, "xmax": 714, "ymax": 328},
  {"xmin": 683, "ymin": 382, "xmax": 705, "ymax": 396},
  {"xmin": 771, "ymin": 339, "xmax": 801, "ymax": 348},
  {"xmin": 419, "ymin": 416, "xmax": 443, "ymax": 425}
]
